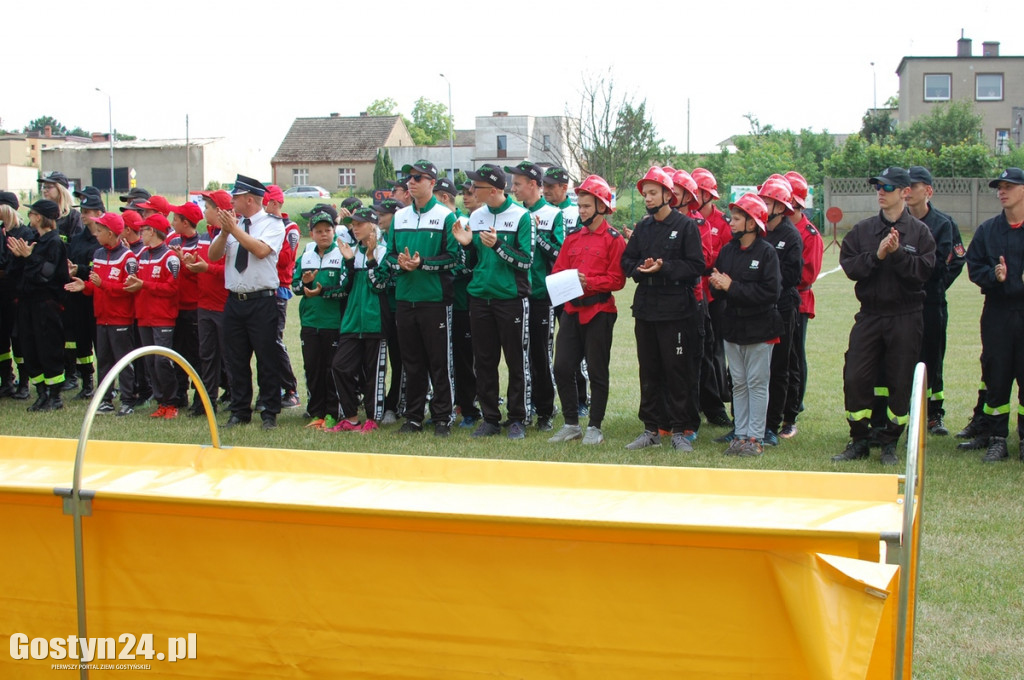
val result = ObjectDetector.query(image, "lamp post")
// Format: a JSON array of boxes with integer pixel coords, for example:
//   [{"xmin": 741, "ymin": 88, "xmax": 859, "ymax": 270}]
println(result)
[
  {"xmin": 870, "ymin": 62, "xmax": 877, "ymax": 111},
  {"xmin": 95, "ymin": 88, "xmax": 114, "ymax": 201},
  {"xmin": 439, "ymin": 73, "xmax": 454, "ymax": 181}
]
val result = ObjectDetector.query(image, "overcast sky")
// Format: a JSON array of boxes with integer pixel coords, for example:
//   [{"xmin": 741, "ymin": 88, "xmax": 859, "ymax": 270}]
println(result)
[{"xmin": 2, "ymin": 0, "xmax": 1008, "ymax": 162}]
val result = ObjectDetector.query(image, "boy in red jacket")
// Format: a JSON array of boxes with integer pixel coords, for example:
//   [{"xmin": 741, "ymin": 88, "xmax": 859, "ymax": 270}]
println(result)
[
  {"xmin": 168, "ymin": 202, "xmax": 203, "ymax": 411},
  {"xmin": 125, "ymin": 214, "xmax": 180, "ymax": 418},
  {"xmin": 65, "ymin": 212, "xmax": 138, "ymax": 416}
]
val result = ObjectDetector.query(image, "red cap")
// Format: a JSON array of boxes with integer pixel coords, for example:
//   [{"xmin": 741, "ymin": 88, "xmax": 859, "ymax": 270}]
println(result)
[
  {"xmin": 140, "ymin": 213, "xmax": 170, "ymax": 235},
  {"xmin": 92, "ymin": 211, "xmax": 125, "ymax": 236},
  {"xmin": 171, "ymin": 202, "xmax": 203, "ymax": 226},
  {"xmin": 121, "ymin": 210, "xmax": 143, "ymax": 231},
  {"xmin": 136, "ymin": 195, "xmax": 171, "ymax": 216},
  {"xmin": 199, "ymin": 190, "xmax": 232, "ymax": 211},
  {"xmin": 262, "ymin": 184, "xmax": 285, "ymax": 205}
]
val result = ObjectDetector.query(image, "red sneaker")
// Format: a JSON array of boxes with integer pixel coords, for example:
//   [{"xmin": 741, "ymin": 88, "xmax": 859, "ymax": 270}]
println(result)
[
  {"xmin": 360, "ymin": 420, "xmax": 379, "ymax": 433},
  {"xmin": 327, "ymin": 419, "xmax": 362, "ymax": 433},
  {"xmin": 162, "ymin": 406, "xmax": 178, "ymax": 420},
  {"xmin": 150, "ymin": 406, "xmax": 167, "ymax": 418}
]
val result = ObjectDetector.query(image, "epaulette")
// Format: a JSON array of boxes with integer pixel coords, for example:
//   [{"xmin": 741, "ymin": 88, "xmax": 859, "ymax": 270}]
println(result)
[
  {"xmin": 807, "ymin": 224, "xmax": 819, "ymax": 236},
  {"xmin": 607, "ymin": 227, "xmax": 623, "ymax": 239}
]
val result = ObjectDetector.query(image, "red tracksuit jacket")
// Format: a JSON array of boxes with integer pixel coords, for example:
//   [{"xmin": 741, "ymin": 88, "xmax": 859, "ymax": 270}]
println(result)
[
  {"xmin": 135, "ymin": 243, "xmax": 180, "ymax": 327},
  {"xmin": 84, "ymin": 243, "xmax": 138, "ymax": 326}
]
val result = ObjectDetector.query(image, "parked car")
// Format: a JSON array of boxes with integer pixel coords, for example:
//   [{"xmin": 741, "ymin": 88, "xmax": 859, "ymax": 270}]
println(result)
[{"xmin": 284, "ymin": 185, "xmax": 331, "ymax": 198}]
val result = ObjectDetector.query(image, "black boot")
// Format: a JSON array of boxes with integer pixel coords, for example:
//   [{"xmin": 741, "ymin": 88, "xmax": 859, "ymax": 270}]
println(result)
[
  {"xmin": 61, "ymin": 375, "xmax": 79, "ymax": 392},
  {"xmin": 12, "ymin": 365, "xmax": 30, "ymax": 400},
  {"xmin": 27, "ymin": 385, "xmax": 48, "ymax": 412},
  {"xmin": 75, "ymin": 368, "xmax": 95, "ymax": 400},
  {"xmin": 0, "ymin": 367, "xmax": 14, "ymax": 398},
  {"xmin": 42, "ymin": 385, "xmax": 64, "ymax": 411}
]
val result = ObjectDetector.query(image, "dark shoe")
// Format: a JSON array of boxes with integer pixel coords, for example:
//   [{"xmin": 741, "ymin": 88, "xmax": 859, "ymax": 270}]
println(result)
[
  {"xmin": 116, "ymin": 404, "xmax": 134, "ymax": 417},
  {"xmin": 282, "ymin": 391, "xmax": 301, "ymax": 409},
  {"xmin": 61, "ymin": 376, "xmax": 78, "ymax": 392},
  {"xmin": 928, "ymin": 416, "xmax": 949, "ymax": 436},
  {"xmin": 713, "ymin": 428, "xmax": 736, "ymax": 444},
  {"xmin": 868, "ymin": 428, "xmax": 884, "ymax": 448},
  {"xmin": 12, "ymin": 380, "xmax": 30, "ymax": 400},
  {"xmin": 706, "ymin": 412, "xmax": 732, "ymax": 428},
  {"xmin": 763, "ymin": 430, "xmax": 780, "ymax": 447},
  {"xmin": 779, "ymin": 422, "xmax": 797, "ymax": 439},
  {"xmin": 434, "ymin": 422, "xmax": 451, "ymax": 438},
  {"xmin": 832, "ymin": 439, "xmax": 870, "ymax": 462},
  {"xmin": 508, "ymin": 421, "xmax": 526, "ymax": 440},
  {"xmin": 398, "ymin": 420, "xmax": 423, "ymax": 434},
  {"xmin": 982, "ymin": 436, "xmax": 1009, "ymax": 462},
  {"xmin": 218, "ymin": 391, "xmax": 231, "ymax": 405},
  {"xmin": 96, "ymin": 401, "xmax": 115, "ymax": 415},
  {"xmin": 41, "ymin": 387, "xmax": 64, "ymax": 411},
  {"xmin": 0, "ymin": 374, "xmax": 15, "ymax": 398},
  {"xmin": 536, "ymin": 416, "xmax": 553, "ymax": 432},
  {"xmin": 222, "ymin": 415, "xmax": 251, "ymax": 428},
  {"xmin": 957, "ymin": 434, "xmax": 989, "ymax": 451},
  {"xmin": 956, "ymin": 418, "xmax": 983, "ymax": 439},
  {"xmin": 27, "ymin": 385, "xmax": 48, "ymax": 412},
  {"xmin": 471, "ymin": 421, "xmax": 502, "ymax": 438},
  {"xmin": 880, "ymin": 443, "xmax": 900, "ymax": 466},
  {"xmin": 75, "ymin": 375, "xmax": 95, "ymax": 400},
  {"xmin": 577, "ymin": 403, "xmax": 589, "ymax": 418},
  {"xmin": 261, "ymin": 415, "xmax": 278, "ymax": 430}
]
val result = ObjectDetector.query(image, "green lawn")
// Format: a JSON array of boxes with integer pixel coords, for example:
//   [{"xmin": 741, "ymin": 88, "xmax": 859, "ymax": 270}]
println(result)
[{"xmin": 2, "ymin": 237, "xmax": 1023, "ymax": 678}]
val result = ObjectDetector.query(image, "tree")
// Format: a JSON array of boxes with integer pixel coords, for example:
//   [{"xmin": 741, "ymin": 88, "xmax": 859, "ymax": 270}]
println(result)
[
  {"xmin": 899, "ymin": 100, "xmax": 983, "ymax": 154},
  {"xmin": 24, "ymin": 116, "xmax": 68, "ymax": 136},
  {"xmin": 372, "ymin": 148, "xmax": 395, "ymax": 189},
  {"xmin": 409, "ymin": 97, "xmax": 451, "ymax": 146},
  {"xmin": 366, "ymin": 98, "xmax": 399, "ymax": 117},
  {"xmin": 861, "ymin": 109, "xmax": 896, "ymax": 143}
]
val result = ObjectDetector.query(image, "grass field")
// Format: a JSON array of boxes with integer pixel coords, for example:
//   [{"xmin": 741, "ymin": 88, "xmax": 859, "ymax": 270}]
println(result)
[{"xmin": 3, "ymin": 224, "xmax": 1023, "ymax": 678}]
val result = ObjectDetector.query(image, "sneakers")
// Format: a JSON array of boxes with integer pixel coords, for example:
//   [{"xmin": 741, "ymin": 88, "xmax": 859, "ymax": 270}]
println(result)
[
  {"xmin": 880, "ymin": 442, "xmax": 900, "ymax": 466},
  {"xmin": 832, "ymin": 440, "xmax": 870, "ymax": 462},
  {"xmin": 282, "ymin": 391, "xmax": 301, "ymax": 409},
  {"xmin": 398, "ymin": 420, "xmax": 423, "ymax": 434},
  {"xmin": 507, "ymin": 421, "xmax": 526, "ymax": 440},
  {"xmin": 681, "ymin": 430, "xmax": 697, "ymax": 444},
  {"xmin": 713, "ymin": 429, "xmax": 736, "ymax": 444},
  {"xmin": 459, "ymin": 415, "xmax": 477, "ymax": 429},
  {"xmin": 723, "ymin": 438, "xmax": 747, "ymax": 456},
  {"xmin": 361, "ymin": 420, "xmax": 380, "ymax": 433},
  {"xmin": 626, "ymin": 430, "xmax": 661, "ymax": 450},
  {"xmin": 327, "ymin": 419, "xmax": 363, "ymax": 433},
  {"xmin": 222, "ymin": 415, "xmax": 251, "ymax": 428},
  {"xmin": 434, "ymin": 422, "xmax": 451, "ymax": 438},
  {"xmin": 577, "ymin": 404, "xmax": 589, "ymax": 418},
  {"xmin": 957, "ymin": 434, "xmax": 989, "ymax": 451},
  {"xmin": 548, "ymin": 424, "xmax": 583, "ymax": 443},
  {"xmin": 381, "ymin": 410, "xmax": 398, "ymax": 426},
  {"xmin": 582, "ymin": 426, "xmax": 604, "ymax": 445},
  {"xmin": 928, "ymin": 416, "xmax": 949, "ymax": 436},
  {"xmin": 536, "ymin": 416, "xmax": 554, "ymax": 432},
  {"xmin": 162, "ymin": 406, "xmax": 178, "ymax": 420},
  {"xmin": 471, "ymin": 421, "xmax": 502, "ymax": 438},
  {"xmin": 96, "ymin": 401, "xmax": 115, "ymax": 415},
  {"xmin": 955, "ymin": 417, "xmax": 983, "ymax": 439},
  {"xmin": 706, "ymin": 412, "xmax": 733, "ymax": 428},
  {"xmin": 305, "ymin": 418, "xmax": 326, "ymax": 430},
  {"xmin": 739, "ymin": 437, "xmax": 764, "ymax": 457},
  {"xmin": 116, "ymin": 404, "xmax": 134, "ymax": 417},
  {"xmin": 150, "ymin": 405, "xmax": 169, "ymax": 419},
  {"xmin": 982, "ymin": 436, "xmax": 1009, "ymax": 462},
  {"xmin": 671, "ymin": 433, "xmax": 693, "ymax": 452},
  {"xmin": 261, "ymin": 415, "xmax": 277, "ymax": 430},
  {"xmin": 763, "ymin": 430, "xmax": 779, "ymax": 447},
  {"xmin": 779, "ymin": 423, "xmax": 797, "ymax": 439}
]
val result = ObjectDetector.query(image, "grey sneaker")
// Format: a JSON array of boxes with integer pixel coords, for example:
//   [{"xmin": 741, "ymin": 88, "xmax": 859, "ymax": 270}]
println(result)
[
  {"xmin": 671, "ymin": 433, "xmax": 694, "ymax": 451},
  {"xmin": 582, "ymin": 426, "xmax": 605, "ymax": 445},
  {"xmin": 471, "ymin": 421, "xmax": 502, "ymax": 438},
  {"xmin": 739, "ymin": 437, "xmax": 764, "ymax": 457},
  {"xmin": 724, "ymin": 438, "xmax": 746, "ymax": 455},
  {"xmin": 625, "ymin": 430, "xmax": 661, "ymax": 450},
  {"xmin": 116, "ymin": 404, "xmax": 134, "ymax": 417},
  {"xmin": 381, "ymin": 410, "xmax": 398, "ymax": 425},
  {"xmin": 548, "ymin": 424, "xmax": 583, "ymax": 443},
  {"xmin": 508, "ymin": 421, "xmax": 526, "ymax": 440}
]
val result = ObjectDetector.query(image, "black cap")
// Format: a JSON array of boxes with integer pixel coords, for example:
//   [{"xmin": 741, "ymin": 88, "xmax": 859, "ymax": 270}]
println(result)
[
  {"xmin": 0, "ymin": 191, "xmax": 19, "ymax": 209},
  {"xmin": 300, "ymin": 203, "xmax": 339, "ymax": 223},
  {"xmin": 231, "ymin": 174, "xmax": 267, "ymax": 197},
  {"xmin": 907, "ymin": 166, "xmax": 934, "ymax": 186},
  {"xmin": 434, "ymin": 177, "xmax": 458, "ymax": 197},
  {"xmin": 28, "ymin": 199, "xmax": 60, "ymax": 220},
  {"xmin": 542, "ymin": 167, "xmax": 571, "ymax": 185},
  {"xmin": 343, "ymin": 207, "xmax": 380, "ymax": 225},
  {"xmin": 460, "ymin": 181, "xmax": 474, "ymax": 193},
  {"xmin": 307, "ymin": 210, "xmax": 337, "ymax": 229},
  {"xmin": 387, "ymin": 178, "xmax": 409, "ymax": 191},
  {"xmin": 868, "ymin": 167, "xmax": 911, "ymax": 189},
  {"xmin": 989, "ymin": 168, "xmax": 1024, "ymax": 188},
  {"xmin": 76, "ymin": 193, "xmax": 105, "ymax": 211},
  {"xmin": 372, "ymin": 198, "xmax": 405, "ymax": 214},
  {"xmin": 340, "ymin": 197, "xmax": 362, "ymax": 213},
  {"xmin": 37, "ymin": 171, "xmax": 69, "ymax": 189},
  {"xmin": 466, "ymin": 163, "xmax": 506, "ymax": 191},
  {"xmin": 504, "ymin": 160, "xmax": 543, "ymax": 184},
  {"xmin": 119, "ymin": 198, "xmax": 147, "ymax": 214},
  {"xmin": 401, "ymin": 160, "xmax": 439, "ymax": 180},
  {"xmin": 119, "ymin": 187, "xmax": 151, "ymax": 203}
]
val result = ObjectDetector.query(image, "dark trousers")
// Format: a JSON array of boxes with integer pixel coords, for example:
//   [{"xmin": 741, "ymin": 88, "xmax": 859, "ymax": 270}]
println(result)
[
  {"xmin": 138, "ymin": 326, "xmax": 177, "ymax": 406},
  {"xmin": 223, "ymin": 295, "xmax": 283, "ymax": 419},
  {"xmin": 708, "ymin": 298, "xmax": 731, "ymax": 404},
  {"xmin": 784, "ymin": 312, "xmax": 810, "ymax": 423},
  {"xmin": 383, "ymin": 307, "xmax": 405, "ymax": 414},
  {"xmin": 95, "ymin": 324, "xmax": 135, "ymax": 403},
  {"xmin": 981, "ymin": 306, "xmax": 1024, "ymax": 438},
  {"xmin": 333, "ymin": 335, "xmax": 387, "ymax": 422},
  {"xmin": 62, "ymin": 293, "xmax": 95, "ymax": 379},
  {"xmin": 470, "ymin": 296, "xmax": 530, "ymax": 425},
  {"xmin": 300, "ymin": 326, "xmax": 340, "ymax": 420},
  {"xmin": 921, "ymin": 302, "xmax": 948, "ymax": 417},
  {"xmin": 554, "ymin": 310, "xmax": 615, "ymax": 428},
  {"xmin": 528, "ymin": 297, "xmax": 556, "ymax": 419},
  {"xmin": 197, "ymin": 308, "xmax": 226, "ymax": 405},
  {"xmin": 452, "ymin": 308, "xmax": 480, "ymax": 419},
  {"xmin": 766, "ymin": 306, "xmax": 797, "ymax": 433},
  {"xmin": 844, "ymin": 310, "xmax": 923, "ymax": 444},
  {"xmin": 173, "ymin": 309, "xmax": 199, "ymax": 407},
  {"xmin": 20, "ymin": 297, "xmax": 64, "ymax": 386},
  {"xmin": 131, "ymin": 321, "xmax": 151, "ymax": 401},
  {"xmin": 275, "ymin": 296, "xmax": 298, "ymax": 394},
  {"xmin": 0, "ymin": 296, "xmax": 15, "ymax": 380},
  {"xmin": 396, "ymin": 300, "xmax": 453, "ymax": 425},
  {"xmin": 634, "ymin": 316, "xmax": 700, "ymax": 433},
  {"xmin": 698, "ymin": 299, "xmax": 729, "ymax": 420}
]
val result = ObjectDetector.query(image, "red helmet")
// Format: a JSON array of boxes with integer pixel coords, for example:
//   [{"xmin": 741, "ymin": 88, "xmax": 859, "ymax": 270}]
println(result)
[
  {"xmin": 728, "ymin": 193, "xmax": 768, "ymax": 234},
  {"xmin": 691, "ymin": 167, "xmax": 719, "ymax": 199},
  {"xmin": 662, "ymin": 165, "xmax": 677, "ymax": 174},
  {"xmin": 671, "ymin": 170, "xmax": 699, "ymax": 210},
  {"xmin": 784, "ymin": 171, "xmax": 809, "ymax": 208},
  {"xmin": 757, "ymin": 175, "xmax": 794, "ymax": 215},
  {"xmin": 577, "ymin": 174, "xmax": 615, "ymax": 213},
  {"xmin": 636, "ymin": 166, "xmax": 677, "ymax": 205}
]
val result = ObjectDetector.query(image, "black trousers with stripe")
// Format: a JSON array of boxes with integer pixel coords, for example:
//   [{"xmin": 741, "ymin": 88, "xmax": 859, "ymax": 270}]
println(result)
[
  {"xmin": 980, "ymin": 305, "xmax": 1024, "ymax": 438},
  {"xmin": 301, "ymin": 326, "xmax": 340, "ymax": 420},
  {"xmin": 528, "ymin": 296, "xmax": 555, "ymax": 420},
  {"xmin": 20, "ymin": 297, "xmax": 64, "ymax": 386},
  {"xmin": 470, "ymin": 296, "xmax": 530, "ymax": 425},
  {"xmin": 332, "ymin": 334, "xmax": 387, "ymax": 422},
  {"xmin": 921, "ymin": 302, "xmax": 948, "ymax": 417},
  {"xmin": 451, "ymin": 308, "xmax": 480, "ymax": 420},
  {"xmin": 396, "ymin": 300, "xmax": 453, "ymax": 425}
]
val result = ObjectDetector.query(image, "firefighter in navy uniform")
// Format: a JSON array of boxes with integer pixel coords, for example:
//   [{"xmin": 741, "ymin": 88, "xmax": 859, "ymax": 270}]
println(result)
[
  {"xmin": 965, "ymin": 168, "xmax": 1024, "ymax": 461},
  {"xmin": 833, "ymin": 167, "xmax": 935, "ymax": 466}
]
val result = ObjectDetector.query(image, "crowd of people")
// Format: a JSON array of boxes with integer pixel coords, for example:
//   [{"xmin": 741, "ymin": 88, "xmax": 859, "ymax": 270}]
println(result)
[{"xmin": 3, "ymin": 160, "xmax": 1020, "ymax": 464}]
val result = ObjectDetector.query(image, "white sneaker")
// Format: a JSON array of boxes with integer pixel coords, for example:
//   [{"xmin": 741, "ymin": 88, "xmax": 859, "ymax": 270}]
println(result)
[
  {"xmin": 547, "ymin": 424, "xmax": 583, "ymax": 443},
  {"xmin": 381, "ymin": 410, "xmax": 398, "ymax": 425},
  {"xmin": 582, "ymin": 426, "xmax": 604, "ymax": 445}
]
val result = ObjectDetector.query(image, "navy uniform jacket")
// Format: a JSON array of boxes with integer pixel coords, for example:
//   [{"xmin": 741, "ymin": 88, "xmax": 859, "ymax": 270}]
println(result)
[
  {"xmin": 713, "ymin": 236, "xmax": 783, "ymax": 345},
  {"xmin": 967, "ymin": 210, "xmax": 1024, "ymax": 310},
  {"xmin": 621, "ymin": 208, "xmax": 705, "ymax": 321}
]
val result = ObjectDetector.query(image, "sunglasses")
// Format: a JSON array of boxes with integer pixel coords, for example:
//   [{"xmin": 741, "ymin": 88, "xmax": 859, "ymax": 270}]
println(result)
[
  {"xmin": 472, "ymin": 184, "xmax": 493, "ymax": 192},
  {"xmin": 407, "ymin": 174, "xmax": 430, "ymax": 183},
  {"xmin": 875, "ymin": 184, "xmax": 898, "ymax": 193}
]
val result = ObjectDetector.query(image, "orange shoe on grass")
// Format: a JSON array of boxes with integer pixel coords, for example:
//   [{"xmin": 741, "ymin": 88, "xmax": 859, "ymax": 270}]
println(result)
[{"xmin": 150, "ymin": 406, "xmax": 168, "ymax": 418}]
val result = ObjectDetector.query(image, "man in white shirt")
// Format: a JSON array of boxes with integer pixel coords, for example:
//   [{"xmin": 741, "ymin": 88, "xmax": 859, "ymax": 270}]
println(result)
[{"xmin": 208, "ymin": 174, "xmax": 287, "ymax": 429}]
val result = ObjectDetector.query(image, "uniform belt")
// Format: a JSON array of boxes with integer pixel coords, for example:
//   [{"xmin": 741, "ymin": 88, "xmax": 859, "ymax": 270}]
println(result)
[
  {"xmin": 572, "ymin": 292, "xmax": 611, "ymax": 306},
  {"xmin": 641, "ymin": 276, "xmax": 683, "ymax": 287},
  {"xmin": 229, "ymin": 289, "xmax": 275, "ymax": 301}
]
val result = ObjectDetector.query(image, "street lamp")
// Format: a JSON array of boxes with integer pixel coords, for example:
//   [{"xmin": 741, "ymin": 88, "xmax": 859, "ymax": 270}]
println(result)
[
  {"xmin": 95, "ymin": 88, "xmax": 114, "ymax": 201},
  {"xmin": 870, "ymin": 62, "xmax": 877, "ymax": 111},
  {"xmin": 439, "ymin": 73, "xmax": 454, "ymax": 182}
]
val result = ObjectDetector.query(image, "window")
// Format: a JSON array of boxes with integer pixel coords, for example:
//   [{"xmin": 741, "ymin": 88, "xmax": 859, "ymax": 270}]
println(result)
[
  {"xmin": 293, "ymin": 168, "xmax": 308, "ymax": 185},
  {"xmin": 977, "ymin": 74, "xmax": 1004, "ymax": 101},
  {"xmin": 338, "ymin": 167, "xmax": 356, "ymax": 187},
  {"xmin": 996, "ymin": 129, "xmax": 1011, "ymax": 154},
  {"xmin": 497, "ymin": 135, "xmax": 507, "ymax": 159},
  {"xmin": 924, "ymin": 74, "xmax": 951, "ymax": 101},
  {"xmin": 543, "ymin": 134, "xmax": 551, "ymax": 151}
]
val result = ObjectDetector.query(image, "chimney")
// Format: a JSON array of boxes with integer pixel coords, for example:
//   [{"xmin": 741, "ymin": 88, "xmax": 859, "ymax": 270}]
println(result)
[
  {"xmin": 91, "ymin": 132, "xmax": 107, "ymax": 142},
  {"xmin": 360, "ymin": 111, "xmax": 367, "ymax": 117},
  {"xmin": 957, "ymin": 31, "xmax": 972, "ymax": 58},
  {"xmin": 43, "ymin": 125, "xmax": 52, "ymax": 137},
  {"xmin": 493, "ymin": 111, "xmax": 508, "ymax": 117},
  {"xmin": 329, "ymin": 112, "xmax": 339, "ymax": 118},
  {"xmin": 983, "ymin": 41, "xmax": 1000, "ymax": 57}
]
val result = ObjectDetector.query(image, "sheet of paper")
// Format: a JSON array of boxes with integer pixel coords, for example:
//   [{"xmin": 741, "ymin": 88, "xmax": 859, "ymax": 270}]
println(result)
[{"xmin": 546, "ymin": 269, "xmax": 585, "ymax": 307}]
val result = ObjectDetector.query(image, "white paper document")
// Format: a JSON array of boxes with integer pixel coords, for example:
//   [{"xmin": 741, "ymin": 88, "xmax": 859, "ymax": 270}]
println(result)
[{"xmin": 546, "ymin": 269, "xmax": 585, "ymax": 307}]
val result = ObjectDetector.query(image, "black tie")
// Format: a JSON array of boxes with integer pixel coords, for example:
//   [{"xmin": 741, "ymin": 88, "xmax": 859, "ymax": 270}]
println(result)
[{"xmin": 234, "ymin": 218, "xmax": 251, "ymax": 273}]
